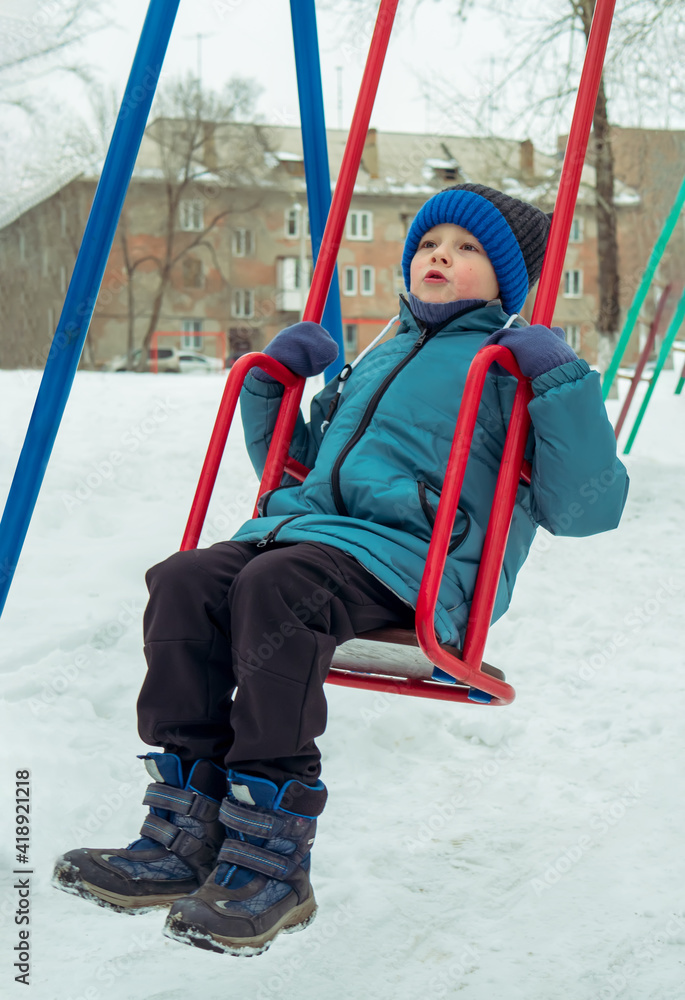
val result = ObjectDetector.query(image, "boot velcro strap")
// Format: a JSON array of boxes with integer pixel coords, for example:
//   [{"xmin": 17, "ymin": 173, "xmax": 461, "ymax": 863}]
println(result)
[
  {"xmin": 140, "ymin": 814, "xmax": 203, "ymax": 858},
  {"xmin": 219, "ymin": 799, "xmax": 278, "ymax": 839},
  {"xmin": 143, "ymin": 783, "xmax": 220, "ymax": 821},
  {"xmin": 217, "ymin": 841, "xmax": 300, "ymax": 880}
]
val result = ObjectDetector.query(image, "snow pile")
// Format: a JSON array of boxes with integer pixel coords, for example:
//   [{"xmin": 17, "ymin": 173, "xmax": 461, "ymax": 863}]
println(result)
[{"xmin": 0, "ymin": 366, "xmax": 683, "ymax": 999}]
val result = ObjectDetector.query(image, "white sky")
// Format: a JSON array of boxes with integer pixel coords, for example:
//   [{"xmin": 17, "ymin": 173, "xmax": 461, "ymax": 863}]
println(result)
[
  {"xmin": 5, "ymin": 0, "xmax": 529, "ymax": 149},
  {"xmin": 85, "ymin": 0, "xmax": 510, "ymax": 136},
  {"xmin": 4, "ymin": 0, "xmax": 681, "ymax": 186}
]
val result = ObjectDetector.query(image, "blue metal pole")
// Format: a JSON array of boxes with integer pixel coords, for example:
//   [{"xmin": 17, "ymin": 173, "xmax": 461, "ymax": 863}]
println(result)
[
  {"xmin": 290, "ymin": 0, "xmax": 344, "ymax": 382},
  {"xmin": 0, "ymin": 0, "xmax": 181, "ymax": 619}
]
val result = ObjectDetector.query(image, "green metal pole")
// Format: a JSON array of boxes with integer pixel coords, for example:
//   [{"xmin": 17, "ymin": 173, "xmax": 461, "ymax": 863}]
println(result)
[
  {"xmin": 623, "ymin": 283, "xmax": 685, "ymax": 453},
  {"xmin": 602, "ymin": 173, "xmax": 685, "ymax": 400},
  {"xmin": 675, "ymin": 355, "xmax": 685, "ymax": 395}
]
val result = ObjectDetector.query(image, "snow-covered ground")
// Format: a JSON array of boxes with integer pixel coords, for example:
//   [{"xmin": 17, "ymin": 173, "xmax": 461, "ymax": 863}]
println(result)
[{"xmin": 1, "ymin": 363, "xmax": 683, "ymax": 1000}]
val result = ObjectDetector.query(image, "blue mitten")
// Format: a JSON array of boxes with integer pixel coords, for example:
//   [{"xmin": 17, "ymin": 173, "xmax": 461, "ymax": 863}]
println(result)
[
  {"xmin": 251, "ymin": 322, "xmax": 339, "ymax": 382},
  {"xmin": 483, "ymin": 324, "xmax": 578, "ymax": 379}
]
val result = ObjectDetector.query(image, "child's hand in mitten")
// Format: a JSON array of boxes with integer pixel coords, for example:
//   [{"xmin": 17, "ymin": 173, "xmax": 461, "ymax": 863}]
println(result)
[
  {"xmin": 251, "ymin": 322, "xmax": 339, "ymax": 382},
  {"xmin": 483, "ymin": 324, "xmax": 578, "ymax": 379}
]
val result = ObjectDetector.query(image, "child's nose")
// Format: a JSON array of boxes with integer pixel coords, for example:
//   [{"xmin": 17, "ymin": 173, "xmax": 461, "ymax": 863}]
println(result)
[{"xmin": 431, "ymin": 245, "xmax": 451, "ymax": 263}]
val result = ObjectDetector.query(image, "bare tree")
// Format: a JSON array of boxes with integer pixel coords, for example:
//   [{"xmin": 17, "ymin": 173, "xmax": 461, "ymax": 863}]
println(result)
[
  {"xmin": 0, "ymin": 1, "xmax": 106, "ymax": 226},
  {"xmin": 114, "ymin": 74, "xmax": 270, "ymax": 369},
  {"xmin": 325, "ymin": 0, "xmax": 685, "ymax": 370},
  {"xmin": 446, "ymin": 0, "xmax": 685, "ymax": 369},
  {"xmin": 0, "ymin": 0, "xmax": 103, "ymax": 115}
]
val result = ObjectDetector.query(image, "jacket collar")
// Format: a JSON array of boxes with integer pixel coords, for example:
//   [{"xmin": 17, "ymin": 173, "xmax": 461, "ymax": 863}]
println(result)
[{"xmin": 398, "ymin": 295, "xmax": 514, "ymax": 337}]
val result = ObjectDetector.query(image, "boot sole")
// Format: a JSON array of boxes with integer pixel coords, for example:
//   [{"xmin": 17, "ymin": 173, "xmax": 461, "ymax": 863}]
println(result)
[
  {"xmin": 52, "ymin": 861, "xmax": 192, "ymax": 915},
  {"xmin": 162, "ymin": 893, "xmax": 318, "ymax": 956}
]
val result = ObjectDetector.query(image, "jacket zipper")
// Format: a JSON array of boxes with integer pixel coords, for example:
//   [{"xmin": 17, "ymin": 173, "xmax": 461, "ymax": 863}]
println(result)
[
  {"xmin": 257, "ymin": 482, "xmax": 301, "ymax": 518},
  {"xmin": 330, "ymin": 326, "xmax": 436, "ymax": 516},
  {"xmin": 255, "ymin": 514, "xmax": 304, "ymax": 548}
]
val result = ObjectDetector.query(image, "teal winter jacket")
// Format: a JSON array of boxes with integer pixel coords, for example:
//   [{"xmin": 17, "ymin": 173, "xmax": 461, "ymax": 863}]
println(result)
[{"xmin": 231, "ymin": 299, "xmax": 629, "ymax": 646}]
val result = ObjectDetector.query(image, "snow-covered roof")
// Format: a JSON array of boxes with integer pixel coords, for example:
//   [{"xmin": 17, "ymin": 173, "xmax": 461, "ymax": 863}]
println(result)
[
  {"xmin": 0, "ymin": 121, "xmax": 641, "ymax": 233},
  {"xmin": 0, "ymin": 166, "xmax": 84, "ymax": 230},
  {"xmin": 273, "ymin": 150, "xmax": 304, "ymax": 162},
  {"xmin": 424, "ymin": 157, "xmax": 458, "ymax": 170}
]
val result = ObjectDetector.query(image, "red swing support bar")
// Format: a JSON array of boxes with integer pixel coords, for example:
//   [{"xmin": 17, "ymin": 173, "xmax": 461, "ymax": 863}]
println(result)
[{"xmin": 181, "ymin": 0, "xmax": 617, "ymax": 706}]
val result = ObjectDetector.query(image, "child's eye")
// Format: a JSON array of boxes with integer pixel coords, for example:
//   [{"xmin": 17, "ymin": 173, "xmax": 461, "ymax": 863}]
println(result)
[
  {"xmin": 421, "ymin": 240, "xmax": 437, "ymax": 249},
  {"xmin": 462, "ymin": 243, "xmax": 479, "ymax": 252}
]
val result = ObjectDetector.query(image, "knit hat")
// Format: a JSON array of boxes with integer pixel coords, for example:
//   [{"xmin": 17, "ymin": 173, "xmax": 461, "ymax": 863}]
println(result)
[{"xmin": 402, "ymin": 183, "xmax": 551, "ymax": 314}]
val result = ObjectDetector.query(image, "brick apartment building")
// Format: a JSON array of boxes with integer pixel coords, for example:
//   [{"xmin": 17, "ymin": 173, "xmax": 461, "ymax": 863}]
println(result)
[{"xmin": 0, "ymin": 121, "xmax": 651, "ymax": 370}]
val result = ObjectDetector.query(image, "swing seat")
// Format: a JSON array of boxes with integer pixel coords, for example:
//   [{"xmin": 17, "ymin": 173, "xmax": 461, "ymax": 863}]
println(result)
[{"xmin": 330, "ymin": 625, "xmax": 506, "ymax": 705}]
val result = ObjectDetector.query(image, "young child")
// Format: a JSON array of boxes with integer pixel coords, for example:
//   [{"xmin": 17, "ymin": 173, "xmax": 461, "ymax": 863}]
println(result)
[{"xmin": 53, "ymin": 183, "xmax": 628, "ymax": 956}]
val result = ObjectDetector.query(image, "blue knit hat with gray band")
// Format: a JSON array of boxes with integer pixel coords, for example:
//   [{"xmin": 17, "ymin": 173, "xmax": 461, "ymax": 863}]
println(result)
[{"xmin": 402, "ymin": 184, "xmax": 551, "ymax": 314}]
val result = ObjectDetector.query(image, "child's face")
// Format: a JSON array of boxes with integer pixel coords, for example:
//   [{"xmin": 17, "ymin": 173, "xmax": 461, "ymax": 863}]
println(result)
[{"xmin": 409, "ymin": 223, "xmax": 499, "ymax": 304}]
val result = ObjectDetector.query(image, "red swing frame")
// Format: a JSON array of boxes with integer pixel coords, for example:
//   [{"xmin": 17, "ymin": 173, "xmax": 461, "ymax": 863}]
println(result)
[{"xmin": 180, "ymin": 0, "xmax": 617, "ymax": 706}]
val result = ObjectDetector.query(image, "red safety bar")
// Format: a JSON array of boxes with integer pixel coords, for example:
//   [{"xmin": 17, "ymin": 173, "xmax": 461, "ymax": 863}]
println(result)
[
  {"xmin": 182, "ymin": 344, "xmax": 528, "ymax": 705},
  {"xmin": 181, "ymin": 0, "xmax": 617, "ymax": 706}
]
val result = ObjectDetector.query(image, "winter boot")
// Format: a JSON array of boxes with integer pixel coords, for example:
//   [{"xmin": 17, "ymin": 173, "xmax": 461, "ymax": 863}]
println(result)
[
  {"xmin": 163, "ymin": 769, "xmax": 327, "ymax": 955},
  {"xmin": 51, "ymin": 753, "xmax": 225, "ymax": 914}
]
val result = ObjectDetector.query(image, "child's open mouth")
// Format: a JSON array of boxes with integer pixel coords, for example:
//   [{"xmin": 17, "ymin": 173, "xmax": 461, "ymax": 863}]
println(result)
[{"xmin": 424, "ymin": 270, "xmax": 447, "ymax": 283}]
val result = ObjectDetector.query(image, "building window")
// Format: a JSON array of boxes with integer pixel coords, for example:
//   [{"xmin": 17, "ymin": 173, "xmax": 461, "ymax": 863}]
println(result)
[
  {"xmin": 182, "ymin": 257, "xmax": 203, "ymax": 288},
  {"xmin": 284, "ymin": 207, "xmax": 309, "ymax": 239},
  {"xmin": 343, "ymin": 267, "xmax": 357, "ymax": 296},
  {"xmin": 347, "ymin": 211, "xmax": 373, "ymax": 240},
  {"xmin": 563, "ymin": 269, "xmax": 583, "ymax": 298},
  {"xmin": 569, "ymin": 217, "xmax": 584, "ymax": 243},
  {"xmin": 360, "ymin": 266, "xmax": 375, "ymax": 296},
  {"xmin": 233, "ymin": 228, "xmax": 254, "ymax": 256},
  {"xmin": 60, "ymin": 204, "xmax": 67, "ymax": 238},
  {"xmin": 276, "ymin": 257, "xmax": 312, "ymax": 311},
  {"xmin": 19, "ymin": 231, "xmax": 26, "ymax": 262},
  {"xmin": 393, "ymin": 266, "xmax": 405, "ymax": 295},
  {"xmin": 285, "ymin": 207, "xmax": 298, "ymax": 238},
  {"xmin": 566, "ymin": 324, "xmax": 581, "ymax": 352},
  {"xmin": 182, "ymin": 319, "xmax": 203, "ymax": 350},
  {"xmin": 344, "ymin": 324, "xmax": 358, "ymax": 354},
  {"xmin": 179, "ymin": 199, "xmax": 204, "ymax": 232},
  {"xmin": 47, "ymin": 307, "xmax": 54, "ymax": 336},
  {"xmin": 399, "ymin": 213, "xmax": 413, "ymax": 239},
  {"xmin": 59, "ymin": 266, "xmax": 67, "ymax": 295},
  {"xmin": 232, "ymin": 288, "xmax": 254, "ymax": 319}
]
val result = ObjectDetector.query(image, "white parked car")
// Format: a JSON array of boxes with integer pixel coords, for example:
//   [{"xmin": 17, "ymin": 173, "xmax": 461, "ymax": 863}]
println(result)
[
  {"xmin": 102, "ymin": 348, "xmax": 223, "ymax": 374},
  {"xmin": 177, "ymin": 351, "xmax": 224, "ymax": 374}
]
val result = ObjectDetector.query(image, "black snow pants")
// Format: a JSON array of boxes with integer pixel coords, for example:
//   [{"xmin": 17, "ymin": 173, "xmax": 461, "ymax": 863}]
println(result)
[{"xmin": 137, "ymin": 540, "xmax": 414, "ymax": 787}]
